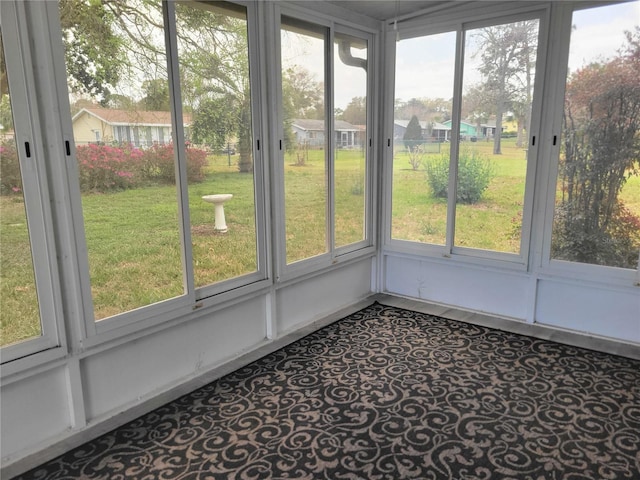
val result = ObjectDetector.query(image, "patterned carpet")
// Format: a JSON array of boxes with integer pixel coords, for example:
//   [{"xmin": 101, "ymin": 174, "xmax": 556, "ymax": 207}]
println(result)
[{"xmin": 16, "ymin": 303, "xmax": 640, "ymax": 480}]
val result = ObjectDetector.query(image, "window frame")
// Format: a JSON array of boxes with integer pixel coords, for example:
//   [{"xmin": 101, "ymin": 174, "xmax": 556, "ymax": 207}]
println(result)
[
  {"xmin": 537, "ymin": 0, "xmax": 640, "ymax": 287},
  {"xmin": 273, "ymin": 7, "xmax": 376, "ymax": 283},
  {"xmin": 0, "ymin": 0, "xmax": 65, "ymax": 365},
  {"xmin": 383, "ymin": 4, "xmax": 550, "ymax": 272},
  {"xmin": 48, "ymin": 0, "xmax": 271, "ymax": 339}
]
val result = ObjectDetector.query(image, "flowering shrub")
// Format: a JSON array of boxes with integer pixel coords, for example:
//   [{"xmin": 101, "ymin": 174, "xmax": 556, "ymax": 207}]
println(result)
[
  {"xmin": 185, "ymin": 147, "xmax": 207, "ymax": 183},
  {"xmin": 140, "ymin": 143, "xmax": 207, "ymax": 184},
  {"xmin": 3, "ymin": 141, "xmax": 208, "ymax": 195},
  {"xmin": 76, "ymin": 143, "xmax": 143, "ymax": 192},
  {"xmin": 0, "ymin": 141, "xmax": 22, "ymax": 195}
]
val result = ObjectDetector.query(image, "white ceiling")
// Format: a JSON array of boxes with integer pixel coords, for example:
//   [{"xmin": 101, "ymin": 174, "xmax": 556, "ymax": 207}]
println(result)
[{"xmin": 326, "ymin": 0, "xmax": 452, "ymax": 22}]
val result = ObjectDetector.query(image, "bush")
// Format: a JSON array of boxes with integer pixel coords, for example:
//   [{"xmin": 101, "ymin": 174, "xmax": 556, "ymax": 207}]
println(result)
[
  {"xmin": 76, "ymin": 143, "xmax": 143, "ymax": 192},
  {"xmin": 140, "ymin": 143, "xmax": 208, "ymax": 184},
  {"xmin": 140, "ymin": 143, "xmax": 176, "ymax": 183},
  {"xmin": 552, "ymin": 201, "xmax": 640, "ymax": 269},
  {"xmin": 0, "ymin": 141, "xmax": 22, "ymax": 195},
  {"xmin": 185, "ymin": 147, "xmax": 207, "ymax": 182},
  {"xmin": 425, "ymin": 148, "xmax": 493, "ymax": 204}
]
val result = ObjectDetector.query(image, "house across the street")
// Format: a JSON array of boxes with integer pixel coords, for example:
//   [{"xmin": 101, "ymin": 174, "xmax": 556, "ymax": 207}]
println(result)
[
  {"xmin": 72, "ymin": 107, "xmax": 192, "ymax": 147},
  {"xmin": 291, "ymin": 118, "xmax": 364, "ymax": 149},
  {"xmin": 393, "ymin": 119, "xmax": 451, "ymax": 142}
]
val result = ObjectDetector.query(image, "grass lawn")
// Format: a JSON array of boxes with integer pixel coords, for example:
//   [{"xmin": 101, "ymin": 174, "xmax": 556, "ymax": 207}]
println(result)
[
  {"xmin": 392, "ymin": 138, "xmax": 528, "ymax": 252},
  {"xmin": 1, "ymin": 139, "xmax": 638, "ymax": 346}
]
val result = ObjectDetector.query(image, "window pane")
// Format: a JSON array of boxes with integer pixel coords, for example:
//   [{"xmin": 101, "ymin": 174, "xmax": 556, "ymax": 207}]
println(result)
[
  {"xmin": 455, "ymin": 19, "xmax": 538, "ymax": 254},
  {"xmin": 175, "ymin": 2, "xmax": 258, "ymax": 288},
  {"xmin": 60, "ymin": 0, "xmax": 185, "ymax": 320},
  {"xmin": 551, "ymin": 3, "xmax": 640, "ymax": 269},
  {"xmin": 392, "ymin": 32, "xmax": 456, "ymax": 245},
  {"xmin": 334, "ymin": 33, "xmax": 367, "ymax": 248},
  {"xmin": 0, "ymin": 27, "xmax": 43, "ymax": 346},
  {"xmin": 281, "ymin": 17, "xmax": 328, "ymax": 264}
]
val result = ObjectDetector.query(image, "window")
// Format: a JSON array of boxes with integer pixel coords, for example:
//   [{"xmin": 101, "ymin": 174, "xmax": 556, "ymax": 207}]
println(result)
[
  {"xmin": 550, "ymin": 2, "xmax": 640, "ymax": 272},
  {"xmin": 1, "ymin": 1, "xmax": 61, "ymax": 361},
  {"xmin": 334, "ymin": 31, "xmax": 369, "ymax": 249},
  {"xmin": 392, "ymin": 31, "xmax": 456, "ymax": 245},
  {"xmin": 280, "ymin": 16, "xmax": 329, "ymax": 265},
  {"xmin": 391, "ymin": 13, "xmax": 541, "ymax": 262},
  {"xmin": 175, "ymin": 1, "xmax": 261, "ymax": 291},
  {"xmin": 57, "ymin": 0, "xmax": 266, "ymax": 328},
  {"xmin": 278, "ymin": 13, "xmax": 372, "ymax": 273},
  {"xmin": 60, "ymin": 0, "xmax": 186, "ymax": 322}
]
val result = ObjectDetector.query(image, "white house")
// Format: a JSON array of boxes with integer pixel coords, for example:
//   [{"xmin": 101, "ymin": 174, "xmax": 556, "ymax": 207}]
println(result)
[{"xmin": 292, "ymin": 118, "xmax": 363, "ymax": 148}]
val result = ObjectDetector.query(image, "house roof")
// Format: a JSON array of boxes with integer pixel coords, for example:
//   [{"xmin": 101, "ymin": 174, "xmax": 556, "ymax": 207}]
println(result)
[
  {"xmin": 442, "ymin": 119, "xmax": 498, "ymax": 128},
  {"xmin": 292, "ymin": 118, "xmax": 359, "ymax": 132},
  {"xmin": 72, "ymin": 107, "xmax": 192, "ymax": 127},
  {"xmin": 394, "ymin": 119, "xmax": 451, "ymax": 131}
]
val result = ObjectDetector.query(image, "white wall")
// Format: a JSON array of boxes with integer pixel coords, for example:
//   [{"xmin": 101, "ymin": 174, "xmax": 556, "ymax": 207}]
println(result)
[
  {"xmin": 0, "ymin": 258, "xmax": 373, "ymax": 475},
  {"xmin": 384, "ymin": 252, "xmax": 640, "ymax": 345}
]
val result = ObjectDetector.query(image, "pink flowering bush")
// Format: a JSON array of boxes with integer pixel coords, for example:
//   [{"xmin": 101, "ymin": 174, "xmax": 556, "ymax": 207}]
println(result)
[
  {"xmin": 185, "ymin": 147, "xmax": 207, "ymax": 183},
  {"xmin": 76, "ymin": 143, "xmax": 143, "ymax": 192},
  {"xmin": 141, "ymin": 143, "xmax": 207, "ymax": 184},
  {"xmin": 0, "ymin": 141, "xmax": 23, "ymax": 195},
  {"xmin": 2, "ymin": 141, "xmax": 208, "ymax": 195}
]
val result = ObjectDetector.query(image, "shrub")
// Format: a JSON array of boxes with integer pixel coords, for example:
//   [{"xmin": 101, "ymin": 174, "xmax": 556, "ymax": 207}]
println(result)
[
  {"xmin": 0, "ymin": 141, "xmax": 22, "ymax": 195},
  {"xmin": 140, "ymin": 143, "xmax": 208, "ymax": 184},
  {"xmin": 185, "ymin": 147, "xmax": 207, "ymax": 183},
  {"xmin": 76, "ymin": 143, "xmax": 143, "ymax": 192},
  {"xmin": 552, "ymin": 201, "xmax": 640, "ymax": 269},
  {"xmin": 425, "ymin": 148, "xmax": 493, "ymax": 204},
  {"xmin": 140, "ymin": 143, "xmax": 176, "ymax": 183}
]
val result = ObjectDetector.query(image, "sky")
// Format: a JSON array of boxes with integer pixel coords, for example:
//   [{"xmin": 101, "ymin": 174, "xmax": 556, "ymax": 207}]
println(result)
[
  {"xmin": 394, "ymin": 1, "xmax": 639, "ymax": 103},
  {"xmin": 281, "ymin": 28, "xmax": 367, "ymax": 111}
]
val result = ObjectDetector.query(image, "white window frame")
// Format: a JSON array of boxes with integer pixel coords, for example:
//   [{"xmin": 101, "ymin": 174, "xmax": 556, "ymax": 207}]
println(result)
[
  {"xmin": 0, "ymin": 0, "xmax": 65, "ymax": 366},
  {"xmin": 45, "ymin": 0, "xmax": 270, "ymax": 341},
  {"xmin": 273, "ymin": 7, "xmax": 376, "ymax": 283},
  {"xmin": 383, "ymin": 3, "xmax": 550, "ymax": 272},
  {"xmin": 537, "ymin": 0, "xmax": 640, "ymax": 288}
]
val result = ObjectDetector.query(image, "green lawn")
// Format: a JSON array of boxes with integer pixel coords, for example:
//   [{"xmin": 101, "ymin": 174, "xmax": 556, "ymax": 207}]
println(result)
[
  {"xmin": 392, "ymin": 138, "xmax": 528, "ymax": 252},
  {"xmin": 1, "ymin": 139, "xmax": 638, "ymax": 346}
]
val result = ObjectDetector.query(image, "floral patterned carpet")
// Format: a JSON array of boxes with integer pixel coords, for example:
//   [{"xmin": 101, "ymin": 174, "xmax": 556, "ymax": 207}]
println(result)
[{"xmin": 16, "ymin": 303, "xmax": 640, "ymax": 479}]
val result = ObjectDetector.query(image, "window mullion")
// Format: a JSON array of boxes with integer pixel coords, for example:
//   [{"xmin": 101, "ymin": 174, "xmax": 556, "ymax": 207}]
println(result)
[
  {"xmin": 327, "ymin": 27, "xmax": 336, "ymax": 258},
  {"xmin": 162, "ymin": 1, "xmax": 195, "ymax": 299},
  {"xmin": 445, "ymin": 27, "xmax": 465, "ymax": 255}
]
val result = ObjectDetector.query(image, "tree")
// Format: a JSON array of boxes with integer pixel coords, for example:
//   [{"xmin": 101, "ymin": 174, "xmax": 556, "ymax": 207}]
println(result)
[
  {"xmin": 59, "ymin": 0, "xmax": 127, "ymax": 103},
  {"xmin": 341, "ymin": 96, "xmax": 366, "ymax": 125},
  {"xmin": 281, "ymin": 66, "xmax": 324, "ymax": 152},
  {"xmin": 403, "ymin": 115, "xmax": 424, "ymax": 152},
  {"xmin": 472, "ymin": 20, "xmax": 538, "ymax": 154},
  {"xmin": 553, "ymin": 28, "xmax": 640, "ymax": 268},
  {"xmin": 282, "ymin": 66, "xmax": 324, "ymax": 120},
  {"xmin": 191, "ymin": 96, "xmax": 236, "ymax": 150},
  {"xmin": 139, "ymin": 79, "xmax": 170, "ymax": 111}
]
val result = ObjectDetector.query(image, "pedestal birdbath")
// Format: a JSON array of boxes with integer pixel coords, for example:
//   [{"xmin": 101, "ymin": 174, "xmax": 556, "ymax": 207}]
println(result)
[{"xmin": 202, "ymin": 194, "xmax": 233, "ymax": 233}]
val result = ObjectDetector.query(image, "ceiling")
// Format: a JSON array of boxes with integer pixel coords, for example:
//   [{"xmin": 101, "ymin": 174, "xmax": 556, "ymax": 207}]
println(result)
[{"xmin": 326, "ymin": 1, "xmax": 453, "ymax": 22}]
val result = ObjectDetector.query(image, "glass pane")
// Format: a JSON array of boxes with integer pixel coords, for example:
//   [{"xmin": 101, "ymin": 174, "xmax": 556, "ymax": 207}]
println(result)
[
  {"xmin": 392, "ymin": 32, "xmax": 456, "ymax": 244},
  {"xmin": 455, "ymin": 19, "xmax": 539, "ymax": 254},
  {"xmin": 0, "ymin": 27, "xmax": 43, "ymax": 346},
  {"xmin": 175, "ymin": 2, "xmax": 258, "ymax": 288},
  {"xmin": 551, "ymin": 2, "xmax": 640, "ymax": 269},
  {"xmin": 281, "ymin": 17, "xmax": 328, "ymax": 264},
  {"xmin": 59, "ymin": 0, "xmax": 184, "ymax": 320},
  {"xmin": 334, "ymin": 33, "xmax": 367, "ymax": 248}
]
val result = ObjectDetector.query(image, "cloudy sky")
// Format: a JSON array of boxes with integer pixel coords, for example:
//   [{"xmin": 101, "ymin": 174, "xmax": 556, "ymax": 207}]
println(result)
[{"xmin": 394, "ymin": 1, "xmax": 639, "ymax": 102}]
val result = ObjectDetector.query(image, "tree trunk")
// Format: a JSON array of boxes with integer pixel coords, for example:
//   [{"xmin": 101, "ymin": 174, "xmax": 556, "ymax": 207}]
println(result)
[
  {"xmin": 493, "ymin": 101, "xmax": 503, "ymax": 154},
  {"xmin": 237, "ymin": 98, "xmax": 253, "ymax": 173}
]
